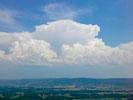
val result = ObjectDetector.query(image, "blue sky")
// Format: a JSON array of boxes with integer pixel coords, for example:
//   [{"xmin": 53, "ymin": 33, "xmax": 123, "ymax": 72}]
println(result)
[
  {"xmin": 0, "ymin": 0, "xmax": 133, "ymax": 79},
  {"xmin": 0, "ymin": 0, "xmax": 132, "ymax": 46}
]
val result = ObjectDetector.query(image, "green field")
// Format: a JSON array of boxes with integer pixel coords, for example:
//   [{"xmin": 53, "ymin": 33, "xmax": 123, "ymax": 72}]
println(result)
[{"xmin": 0, "ymin": 78, "xmax": 133, "ymax": 100}]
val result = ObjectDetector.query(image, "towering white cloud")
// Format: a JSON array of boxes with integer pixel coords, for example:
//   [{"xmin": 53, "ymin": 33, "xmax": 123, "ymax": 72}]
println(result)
[
  {"xmin": 0, "ymin": 32, "xmax": 57, "ymax": 65},
  {"xmin": 35, "ymin": 20, "xmax": 100, "ymax": 45},
  {"xmin": 0, "ymin": 20, "xmax": 132, "ymax": 66},
  {"xmin": 62, "ymin": 39, "xmax": 133, "ymax": 66}
]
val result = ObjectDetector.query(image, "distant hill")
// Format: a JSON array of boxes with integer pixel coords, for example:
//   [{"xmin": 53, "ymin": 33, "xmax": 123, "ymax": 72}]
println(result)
[{"xmin": 0, "ymin": 78, "xmax": 133, "ymax": 88}]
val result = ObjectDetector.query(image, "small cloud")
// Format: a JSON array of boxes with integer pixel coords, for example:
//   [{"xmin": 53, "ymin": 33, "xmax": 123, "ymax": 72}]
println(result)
[
  {"xmin": 42, "ymin": 3, "xmax": 96, "ymax": 21},
  {"xmin": 0, "ymin": 8, "xmax": 24, "ymax": 32},
  {"xmin": 42, "ymin": 3, "xmax": 77, "ymax": 20},
  {"xmin": 0, "ymin": 8, "xmax": 16, "ymax": 25}
]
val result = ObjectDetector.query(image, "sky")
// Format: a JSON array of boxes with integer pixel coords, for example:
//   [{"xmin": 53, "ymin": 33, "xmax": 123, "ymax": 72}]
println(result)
[{"xmin": 0, "ymin": 0, "xmax": 133, "ymax": 79}]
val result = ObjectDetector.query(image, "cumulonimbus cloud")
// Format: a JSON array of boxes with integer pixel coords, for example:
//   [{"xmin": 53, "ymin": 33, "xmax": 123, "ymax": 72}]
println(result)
[{"xmin": 0, "ymin": 20, "xmax": 132, "ymax": 66}]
